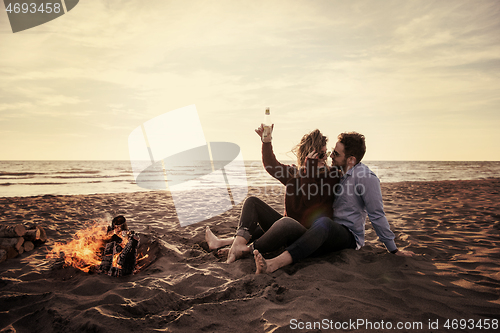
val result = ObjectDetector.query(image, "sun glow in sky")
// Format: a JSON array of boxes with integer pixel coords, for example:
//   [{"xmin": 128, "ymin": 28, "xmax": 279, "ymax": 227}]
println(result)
[{"xmin": 1, "ymin": 0, "xmax": 499, "ymax": 161}]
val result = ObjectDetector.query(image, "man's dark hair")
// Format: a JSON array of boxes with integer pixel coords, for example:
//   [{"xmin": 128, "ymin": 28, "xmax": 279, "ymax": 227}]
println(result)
[{"xmin": 338, "ymin": 132, "xmax": 366, "ymax": 164}]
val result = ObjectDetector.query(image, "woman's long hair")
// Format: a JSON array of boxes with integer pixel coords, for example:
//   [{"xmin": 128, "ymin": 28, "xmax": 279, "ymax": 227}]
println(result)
[{"xmin": 291, "ymin": 129, "xmax": 327, "ymax": 167}]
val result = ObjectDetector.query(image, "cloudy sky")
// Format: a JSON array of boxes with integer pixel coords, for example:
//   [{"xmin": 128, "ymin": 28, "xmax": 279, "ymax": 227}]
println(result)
[{"xmin": 1, "ymin": 0, "xmax": 499, "ymax": 161}]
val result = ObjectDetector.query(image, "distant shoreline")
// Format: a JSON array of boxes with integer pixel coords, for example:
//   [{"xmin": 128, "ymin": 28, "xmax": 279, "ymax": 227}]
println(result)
[
  {"xmin": 1, "ymin": 177, "xmax": 499, "ymax": 199},
  {"xmin": 1, "ymin": 160, "xmax": 500, "ymax": 197}
]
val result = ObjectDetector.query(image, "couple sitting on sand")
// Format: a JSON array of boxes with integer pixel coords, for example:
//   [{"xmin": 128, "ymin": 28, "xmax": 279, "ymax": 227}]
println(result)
[{"xmin": 206, "ymin": 124, "xmax": 414, "ymax": 274}]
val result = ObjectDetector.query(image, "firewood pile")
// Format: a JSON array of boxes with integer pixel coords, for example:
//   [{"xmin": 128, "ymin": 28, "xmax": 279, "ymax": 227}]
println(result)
[{"xmin": 0, "ymin": 224, "xmax": 47, "ymax": 263}]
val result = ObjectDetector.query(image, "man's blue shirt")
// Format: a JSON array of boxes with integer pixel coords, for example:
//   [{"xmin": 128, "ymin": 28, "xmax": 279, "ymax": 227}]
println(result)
[{"xmin": 333, "ymin": 162, "xmax": 397, "ymax": 252}]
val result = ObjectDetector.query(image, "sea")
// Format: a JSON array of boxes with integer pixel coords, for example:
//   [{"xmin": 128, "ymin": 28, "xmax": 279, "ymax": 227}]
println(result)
[{"xmin": 1, "ymin": 160, "xmax": 499, "ymax": 198}]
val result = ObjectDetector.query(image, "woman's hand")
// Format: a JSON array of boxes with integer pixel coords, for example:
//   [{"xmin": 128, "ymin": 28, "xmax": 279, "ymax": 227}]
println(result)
[
  {"xmin": 306, "ymin": 150, "xmax": 327, "ymax": 168},
  {"xmin": 255, "ymin": 123, "xmax": 274, "ymax": 143},
  {"xmin": 306, "ymin": 151, "xmax": 319, "ymax": 160}
]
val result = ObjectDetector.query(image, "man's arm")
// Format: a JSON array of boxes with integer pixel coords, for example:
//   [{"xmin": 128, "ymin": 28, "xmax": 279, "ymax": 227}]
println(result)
[
  {"xmin": 358, "ymin": 172, "xmax": 398, "ymax": 252},
  {"xmin": 360, "ymin": 173, "xmax": 414, "ymax": 256}
]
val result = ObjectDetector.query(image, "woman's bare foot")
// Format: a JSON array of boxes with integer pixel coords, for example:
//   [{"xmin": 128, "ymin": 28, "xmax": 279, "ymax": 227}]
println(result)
[
  {"xmin": 254, "ymin": 250, "xmax": 267, "ymax": 274},
  {"xmin": 217, "ymin": 247, "xmax": 229, "ymax": 258},
  {"xmin": 226, "ymin": 236, "xmax": 251, "ymax": 263},
  {"xmin": 205, "ymin": 226, "xmax": 232, "ymax": 251}
]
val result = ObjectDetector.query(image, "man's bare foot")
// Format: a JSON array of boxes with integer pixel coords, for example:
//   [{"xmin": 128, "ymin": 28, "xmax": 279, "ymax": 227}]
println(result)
[
  {"xmin": 254, "ymin": 250, "xmax": 292, "ymax": 274},
  {"xmin": 254, "ymin": 250, "xmax": 267, "ymax": 274},
  {"xmin": 226, "ymin": 237, "xmax": 251, "ymax": 263},
  {"xmin": 205, "ymin": 226, "xmax": 232, "ymax": 251}
]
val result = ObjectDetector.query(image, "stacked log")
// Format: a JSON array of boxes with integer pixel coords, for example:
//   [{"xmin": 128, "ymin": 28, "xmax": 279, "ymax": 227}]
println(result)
[
  {"xmin": 0, "ymin": 225, "xmax": 25, "ymax": 238},
  {"xmin": 0, "ymin": 224, "xmax": 47, "ymax": 263}
]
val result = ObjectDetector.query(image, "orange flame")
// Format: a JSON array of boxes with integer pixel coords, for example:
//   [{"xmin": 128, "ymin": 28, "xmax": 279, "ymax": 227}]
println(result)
[
  {"xmin": 111, "ymin": 236, "xmax": 129, "ymax": 269},
  {"xmin": 47, "ymin": 222, "xmax": 108, "ymax": 273},
  {"xmin": 47, "ymin": 221, "xmax": 147, "ymax": 275}
]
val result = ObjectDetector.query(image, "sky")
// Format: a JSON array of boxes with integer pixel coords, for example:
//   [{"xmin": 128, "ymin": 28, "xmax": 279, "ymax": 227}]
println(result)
[{"xmin": 0, "ymin": 0, "xmax": 499, "ymax": 161}]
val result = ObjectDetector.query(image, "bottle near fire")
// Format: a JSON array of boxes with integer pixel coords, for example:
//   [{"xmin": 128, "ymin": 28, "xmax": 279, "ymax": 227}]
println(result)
[{"xmin": 262, "ymin": 107, "xmax": 273, "ymax": 141}]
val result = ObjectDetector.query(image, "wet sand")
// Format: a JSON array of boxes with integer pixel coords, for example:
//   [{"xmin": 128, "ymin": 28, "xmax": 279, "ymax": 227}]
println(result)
[{"xmin": 1, "ymin": 179, "xmax": 499, "ymax": 332}]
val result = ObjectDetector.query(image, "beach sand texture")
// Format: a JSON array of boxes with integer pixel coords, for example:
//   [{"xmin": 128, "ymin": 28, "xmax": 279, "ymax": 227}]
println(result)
[{"xmin": 1, "ymin": 179, "xmax": 499, "ymax": 332}]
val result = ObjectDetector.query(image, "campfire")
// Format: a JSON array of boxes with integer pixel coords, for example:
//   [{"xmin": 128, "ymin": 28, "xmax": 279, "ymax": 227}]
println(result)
[{"xmin": 47, "ymin": 216, "xmax": 153, "ymax": 276}]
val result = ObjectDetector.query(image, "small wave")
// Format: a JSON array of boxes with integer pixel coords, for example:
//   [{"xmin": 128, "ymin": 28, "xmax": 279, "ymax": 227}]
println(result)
[
  {"xmin": 51, "ymin": 175, "xmax": 122, "ymax": 179},
  {"xmin": 0, "ymin": 172, "xmax": 45, "ymax": 176},
  {"xmin": 56, "ymin": 170, "xmax": 101, "ymax": 174},
  {"xmin": 19, "ymin": 182, "xmax": 66, "ymax": 186},
  {"xmin": 11, "ymin": 181, "xmax": 106, "ymax": 186}
]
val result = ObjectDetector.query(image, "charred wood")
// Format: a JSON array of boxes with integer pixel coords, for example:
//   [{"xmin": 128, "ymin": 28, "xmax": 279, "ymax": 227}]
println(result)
[{"xmin": 118, "ymin": 234, "xmax": 139, "ymax": 276}]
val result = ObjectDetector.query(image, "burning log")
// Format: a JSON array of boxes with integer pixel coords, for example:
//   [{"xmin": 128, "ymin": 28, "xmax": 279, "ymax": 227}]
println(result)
[
  {"xmin": 47, "ymin": 223, "xmax": 106, "ymax": 272},
  {"xmin": 108, "ymin": 234, "xmax": 123, "ymax": 244},
  {"xmin": 116, "ymin": 233, "xmax": 139, "ymax": 276},
  {"xmin": 0, "ymin": 225, "xmax": 26, "ymax": 238},
  {"xmin": 98, "ymin": 248, "xmax": 113, "ymax": 272},
  {"xmin": 98, "ymin": 241, "xmax": 121, "ymax": 273},
  {"xmin": 100, "ymin": 216, "xmax": 140, "ymax": 277},
  {"xmin": 110, "ymin": 215, "xmax": 128, "ymax": 231},
  {"xmin": 46, "ymin": 216, "xmax": 154, "ymax": 276},
  {"xmin": 0, "ymin": 249, "xmax": 7, "ymax": 263},
  {"xmin": 102, "ymin": 230, "xmax": 139, "ymax": 277}
]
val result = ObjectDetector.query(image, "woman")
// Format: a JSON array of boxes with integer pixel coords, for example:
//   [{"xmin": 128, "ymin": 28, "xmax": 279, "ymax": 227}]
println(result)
[{"xmin": 205, "ymin": 123, "xmax": 340, "ymax": 263}]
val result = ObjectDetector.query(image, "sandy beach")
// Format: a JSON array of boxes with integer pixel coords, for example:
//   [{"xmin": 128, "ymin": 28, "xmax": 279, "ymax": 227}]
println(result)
[{"xmin": 1, "ymin": 179, "xmax": 499, "ymax": 332}]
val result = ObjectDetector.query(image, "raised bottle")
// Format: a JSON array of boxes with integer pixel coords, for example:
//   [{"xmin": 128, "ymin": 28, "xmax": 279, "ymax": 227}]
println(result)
[{"xmin": 262, "ymin": 107, "xmax": 272, "ymax": 140}]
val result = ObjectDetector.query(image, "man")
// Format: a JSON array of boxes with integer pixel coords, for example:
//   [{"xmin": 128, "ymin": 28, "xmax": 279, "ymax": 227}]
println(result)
[{"xmin": 254, "ymin": 131, "xmax": 413, "ymax": 274}]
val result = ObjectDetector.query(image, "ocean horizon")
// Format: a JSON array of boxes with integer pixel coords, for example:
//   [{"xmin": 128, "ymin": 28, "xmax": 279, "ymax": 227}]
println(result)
[{"xmin": 1, "ymin": 160, "xmax": 499, "ymax": 198}]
